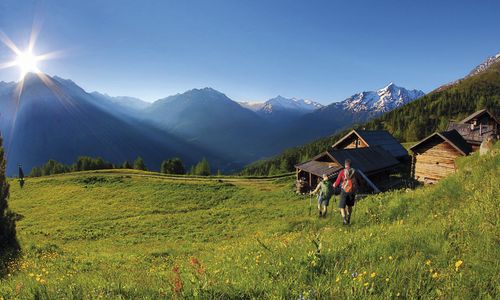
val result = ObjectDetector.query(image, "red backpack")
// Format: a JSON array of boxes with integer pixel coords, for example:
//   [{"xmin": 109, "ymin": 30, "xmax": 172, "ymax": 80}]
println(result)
[{"xmin": 341, "ymin": 168, "xmax": 356, "ymax": 193}]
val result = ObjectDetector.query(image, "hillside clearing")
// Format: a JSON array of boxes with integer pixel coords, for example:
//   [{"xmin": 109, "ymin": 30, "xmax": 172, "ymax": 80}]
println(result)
[{"xmin": 1, "ymin": 147, "xmax": 499, "ymax": 299}]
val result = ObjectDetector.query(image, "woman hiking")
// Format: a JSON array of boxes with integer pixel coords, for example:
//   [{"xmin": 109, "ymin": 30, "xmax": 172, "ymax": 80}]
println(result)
[
  {"xmin": 333, "ymin": 159, "xmax": 358, "ymax": 225},
  {"xmin": 310, "ymin": 174, "xmax": 333, "ymax": 218}
]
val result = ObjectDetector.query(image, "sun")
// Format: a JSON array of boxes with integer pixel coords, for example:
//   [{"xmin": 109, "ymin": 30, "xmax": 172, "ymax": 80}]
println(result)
[{"xmin": 15, "ymin": 50, "xmax": 40, "ymax": 78}]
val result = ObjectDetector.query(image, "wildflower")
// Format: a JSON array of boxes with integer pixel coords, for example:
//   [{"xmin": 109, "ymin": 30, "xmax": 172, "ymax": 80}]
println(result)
[
  {"xmin": 343, "ymin": 269, "xmax": 348, "ymax": 274},
  {"xmin": 389, "ymin": 256, "xmax": 393, "ymax": 260},
  {"xmin": 370, "ymin": 272, "xmax": 376, "ymax": 278},
  {"xmin": 425, "ymin": 259, "xmax": 432, "ymax": 266},
  {"xmin": 189, "ymin": 257, "xmax": 200, "ymax": 267},
  {"xmin": 385, "ymin": 278, "xmax": 390, "ymax": 282},
  {"xmin": 455, "ymin": 260, "xmax": 463, "ymax": 272},
  {"xmin": 29, "ymin": 273, "xmax": 34, "ymax": 277},
  {"xmin": 351, "ymin": 272, "xmax": 358, "ymax": 278},
  {"xmin": 432, "ymin": 272, "xmax": 439, "ymax": 279},
  {"xmin": 364, "ymin": 282, "xmax": 369, "ymax": 287},
  {"xmin": 397, "ymin": 292, "xmax": 400, "ymax": 297},
  {"xmin": 336, "ymin": 276, "xmax": 340, "ymax": 283}
]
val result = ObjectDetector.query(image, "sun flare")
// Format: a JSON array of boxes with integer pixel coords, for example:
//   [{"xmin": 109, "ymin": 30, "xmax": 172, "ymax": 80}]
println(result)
[{"xmin": 15, "ymin": 50, "xmax": 40, "ymax": 78}]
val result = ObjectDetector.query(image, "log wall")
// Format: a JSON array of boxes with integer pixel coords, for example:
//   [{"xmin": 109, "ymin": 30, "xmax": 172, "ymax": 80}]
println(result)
[{"xmin": 413, "ymin": 139, "xmax": 463, "ymax": 184}]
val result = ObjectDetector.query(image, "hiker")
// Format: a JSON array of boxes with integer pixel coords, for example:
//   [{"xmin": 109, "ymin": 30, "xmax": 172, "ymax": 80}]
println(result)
[
  {"xmin": 333, "ymin": 159, "xmax": 358, "ymax": 225},
  {"xmin": 18, "ymin": 164, "xmax": 25, "ymax": 188},
  {"xmin": 310, "ymin": 174, "xmax": 333, "ymax": 218}
]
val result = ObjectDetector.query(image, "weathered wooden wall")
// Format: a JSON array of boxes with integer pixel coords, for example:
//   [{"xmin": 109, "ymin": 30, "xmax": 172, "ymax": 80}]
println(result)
[{"xmin": 413, "ymin": 139, "xmax": 463, "ymax": 184}]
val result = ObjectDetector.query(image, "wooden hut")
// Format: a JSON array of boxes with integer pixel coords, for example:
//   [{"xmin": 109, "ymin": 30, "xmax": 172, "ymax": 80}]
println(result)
[
  {"xmin": 332, "ymin": 129, "xmax": 409, "ymax": 160},
  {"xmin": 409, "ymin": 130, "xmax": 471, "ymax": 184},
  {"xmin": 447, "ymin": 109, "xmax": 499, "ymax": 151},
  {"xmin": 295, "ymin": 146, "xmax": 400, "ymax": 193}
]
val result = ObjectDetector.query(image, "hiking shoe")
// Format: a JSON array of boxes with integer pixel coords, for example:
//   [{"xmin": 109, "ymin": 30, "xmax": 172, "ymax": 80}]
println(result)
[
  {"xmin": 323, "ymin": 212, "xmax": 327, "ymax": 218},
  {"xmin": 319, "ymin": 211, "xmax": 323, "ymax": 218},
  {"xmin": 343, "ymin": 218, "xmax": 348, "ymax": 225},
  {"xmin": 347, "ymin": 214, "xmax": 351, "ymax": 224}
]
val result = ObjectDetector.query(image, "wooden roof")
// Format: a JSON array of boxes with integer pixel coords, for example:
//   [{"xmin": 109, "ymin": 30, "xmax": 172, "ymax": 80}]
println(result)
[
  {"xmin": 295, "ymin": 160, "xmax": 341, "ymax": 177},
  {"xmin": 410, "ymin": 129, "xmax": 471, "ymax": 156},
  {"xmin": 332, "ymin": 129, "xmax": 408, "ymax": 158},
  {"xmin": 296, "ymin": 146, "xmax": 400, "ymax": 176},
  {"xmin": 447, "ymin": 122, "xmax": 496, "ymax": 144},
  {"xmin": 460, "ymin": 109, "xmax": 499, "ymax": 125}
]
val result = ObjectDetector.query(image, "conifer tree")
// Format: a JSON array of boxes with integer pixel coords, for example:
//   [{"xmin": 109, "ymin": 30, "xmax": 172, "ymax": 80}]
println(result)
[
  {"xmin": 122, "ymin": 160, "xmax": 132, "ymax": 169},
  {"xmin": 0, "ymin": 137, "xmax": 19, "ymax": 255},
  {"xmin": 194, "ymin": 158, "xmax": 211, "ymax": 176},
  {"xmin": 134, "ymin": 156, "xmax": 147, "ymax": 171},
  {"xmin": 160, "ymin": 158, "xmax": 185, "ymax": 174}
]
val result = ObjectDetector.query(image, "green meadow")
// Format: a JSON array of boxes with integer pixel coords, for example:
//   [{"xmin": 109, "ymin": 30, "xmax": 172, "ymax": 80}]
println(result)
[{"xmin": 0, "ymin": 146, "xmax": 499, "ymax": 299}]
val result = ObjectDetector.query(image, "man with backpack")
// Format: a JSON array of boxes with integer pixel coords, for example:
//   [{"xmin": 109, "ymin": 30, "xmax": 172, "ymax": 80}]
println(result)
[
  {"xmin": 333, "ymin": 159, "xmax": 358, "ymax": 225},
  {"xmin": 310, "ymin": 174, "xmax": 333, "ymax": 218}
]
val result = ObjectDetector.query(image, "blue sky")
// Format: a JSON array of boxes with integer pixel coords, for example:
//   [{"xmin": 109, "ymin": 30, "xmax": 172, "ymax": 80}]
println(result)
[{"xmin": 1, "ymin": 0, "xmax": 499, "ymax": 104}]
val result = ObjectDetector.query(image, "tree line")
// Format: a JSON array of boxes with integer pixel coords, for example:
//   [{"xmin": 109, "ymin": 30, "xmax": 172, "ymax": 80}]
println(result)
[
  {"xmin": 29, "ymin": 156, "xmax": 216, "ymax": 177},
  {"xmin": 241, "ymin": 60, "xmax": 500, "ymax": 176}
]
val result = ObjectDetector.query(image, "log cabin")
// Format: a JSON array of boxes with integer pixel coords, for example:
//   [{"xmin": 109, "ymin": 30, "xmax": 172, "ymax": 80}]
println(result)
[
  {"xmin": 447, "ymin": 109, "xmax": 499, "ymax": 151},
  {"xmin": 409, "ymin": 129, "xmax": 471, "ymax": 184},
  {"xmin": 295, "ymin": 146, "xmax": 400, "ymax": 193},
  {"xmin": 332, "ymin": 129, "xmax": 409, "ymax": 160}
]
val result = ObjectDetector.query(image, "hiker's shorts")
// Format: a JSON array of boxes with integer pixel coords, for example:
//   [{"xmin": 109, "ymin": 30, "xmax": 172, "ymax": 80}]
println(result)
[
  {"xmin": 317, "ymin": 195, "xmax": 330, "ymax": 207},
  {"xmin": 339, "ymin": 191, "xmax": 355, "ymax": 208}
]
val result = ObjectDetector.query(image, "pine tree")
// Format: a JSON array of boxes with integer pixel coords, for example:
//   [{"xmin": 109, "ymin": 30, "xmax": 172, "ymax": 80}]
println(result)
[
  {"xmin": 194, "ymin": 158, "xmax": 211, "ymax": 176},
  {"xmin": 134, "ymin": 157, "xmax": 147, "ymax": 171},
  {"xmin": 0, "ymin": 136, "xmax": 19, "ymax": 255},
  {"xmin": 160, "ymin": 158, "xmax": 185, "ymax": 174},
  {"xmin": 122, "ymin": 161, "xmax": 132, "ymax": 169}
]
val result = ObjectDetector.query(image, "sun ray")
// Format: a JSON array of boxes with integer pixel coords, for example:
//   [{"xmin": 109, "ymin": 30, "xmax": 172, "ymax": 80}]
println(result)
[
  {"xmin": 0, "ymin": 31, "xmax": 22, "ymax": 56},
  {"xmin": 0, "ymin": 61, "xmax": 18, "ymax": 70}
]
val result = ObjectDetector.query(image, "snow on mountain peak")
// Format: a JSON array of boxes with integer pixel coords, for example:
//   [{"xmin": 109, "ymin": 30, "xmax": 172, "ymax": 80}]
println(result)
[
  {"xmin": 467, "ymin": 53, "xmax": 500, "ymax": 77},
  {"xmin": 260, "ymin": 96, "xmax": 323, "ymax": 114},
  {"xmin": 341, "ymin": 83, "xmax": 424, "ymax": 114}
]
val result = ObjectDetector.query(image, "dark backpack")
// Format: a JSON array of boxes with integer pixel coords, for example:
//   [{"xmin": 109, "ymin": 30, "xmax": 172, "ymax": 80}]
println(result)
[{"xmin": 320, "ymin": 180, "xmax": 333, "ymax": 199}]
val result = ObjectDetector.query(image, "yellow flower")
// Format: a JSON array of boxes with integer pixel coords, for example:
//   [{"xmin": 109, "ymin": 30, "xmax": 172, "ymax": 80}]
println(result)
[
  {"xmin": 370, "ymin": 272, "xmax": 377, "ymax": 278},
  {"xmin": 389, "ymin": 256, "xmax": 393, "ymax": 260},
  {"xmin": 432, "ymin": 272, "xmax": 439, "ymax": 279},
  {"xmin": 29, "ymin": 273, "xmax": 34, "ymax": 277},
  {"xmin": 364, "ymin": 282, "xmax": 369, "ymax": 287},
  {"xmin": 336, "ymin": 276, "xmax": 340, "ymax": 283},
  {"xmin": 455, "ymin": 260, "xmax": 463, "ymax": 271},
  {"xmin": 343, "ymin": 269, "xmax": 348, "ymax": 274},
  {"xmin": 385, "ymin": 278, "xmax": 390, "ymax": 282},
  {"xmin": 425, "ymin": 259, "xmax": 432, "ymax": 266}
]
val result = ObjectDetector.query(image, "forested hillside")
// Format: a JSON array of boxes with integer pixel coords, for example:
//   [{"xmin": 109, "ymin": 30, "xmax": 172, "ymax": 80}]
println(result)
[{"xmin": 241, "ymin": 61, "xmax": 500, "ymax": 176}]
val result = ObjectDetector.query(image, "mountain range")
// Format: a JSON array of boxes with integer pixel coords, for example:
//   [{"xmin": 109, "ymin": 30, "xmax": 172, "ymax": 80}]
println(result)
[
  {"xmin": 0, "ymin": 74, "xmax": 425, "ymax": 175},
  {"xmin": 241, "ymin": 52, "xmax": 500, "ymax": 175}
]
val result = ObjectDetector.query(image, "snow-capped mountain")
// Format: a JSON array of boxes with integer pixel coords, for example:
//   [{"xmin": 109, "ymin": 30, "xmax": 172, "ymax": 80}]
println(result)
[
  {"xmin": 340, "ymin": 83, "xmax": 424, "ymax": 114},
  {"xmin": 238, "ymin": 101, "xmax": 265, "ymax": 111},
  {"xmin": 434, "ymin": 52, "xmax": 500, "ymax": 92},
  {"xmin": 467, "ymin": 53, "xmax": 500, "ymax": 77},
  {"xmin": 259, "ymin": 96, "xmax": 323, "ymax": 115}
]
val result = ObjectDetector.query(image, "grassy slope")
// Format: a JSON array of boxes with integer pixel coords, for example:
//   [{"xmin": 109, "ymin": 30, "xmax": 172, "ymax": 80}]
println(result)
[{"xmin": 1, "ymin": 146, "xmax": 499, "ymax": 299}]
